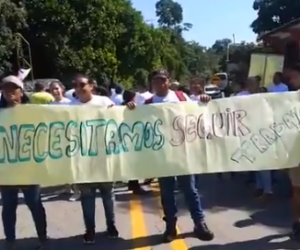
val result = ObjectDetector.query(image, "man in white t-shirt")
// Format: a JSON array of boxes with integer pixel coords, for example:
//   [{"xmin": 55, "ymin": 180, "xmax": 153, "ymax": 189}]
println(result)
[
  {"xmin": 71, "ymin": 76, "xmax": 114, "ymax": 106},
  {"xmin": 110, "ymin": 85, "xmax": 123, "ymax": 105},
  {"xmin": 71, "ymin": 75, "xmax": 117, "ymax": 245},
  {"xmin": 134, "ymin": 81, "xmax": 153, "ymax": 104},
  {"xmin": 126, "ymin": 69, "xmax": 213, "ymax": 243}
]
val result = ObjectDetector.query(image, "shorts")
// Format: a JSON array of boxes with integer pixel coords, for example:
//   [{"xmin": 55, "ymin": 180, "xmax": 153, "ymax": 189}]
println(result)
[{"xmin": 289, "ymin": 166, "xmax": 300, "ymax": 187}]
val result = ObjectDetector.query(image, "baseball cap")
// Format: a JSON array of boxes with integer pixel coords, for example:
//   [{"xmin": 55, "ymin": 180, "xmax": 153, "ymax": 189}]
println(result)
[
  {"xmin": 171, "ymin": 81, "xmax": 180, "ymax": 86},
  {"xmin": 151, "ymin": 69, "xmax": 170, "ymax": 79},
  {"xmin": 1, "ymin": 75, "xmax": 24, "ymax": 90}
]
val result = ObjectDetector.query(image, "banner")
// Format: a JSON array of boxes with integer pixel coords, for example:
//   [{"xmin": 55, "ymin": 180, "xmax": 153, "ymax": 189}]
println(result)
[{"xmin": 1, "ymin": 92, "xmax": 300, "ymax": 185}]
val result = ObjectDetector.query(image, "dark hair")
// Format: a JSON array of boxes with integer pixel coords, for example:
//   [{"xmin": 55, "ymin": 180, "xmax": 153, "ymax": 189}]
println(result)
[
  {"xmin": 115, "ymin": 85, "xmax": 123, "ymax": 94},
  {"xmin": 0, "ymin": 93, "xmax": 30, "ymax": 108},
  {"xmin": 34, "ymin": 82, "xmax": 45, "ymax": 92},
  {"xmin": 122, "ymin": 90, "xmax": 135, "ymax": 104},
  {"xmin": 259, "ymin": 87, "xmax": 268, "ymax": 93},
  {"xmin": 88, "ymin": 78, "xmax": 97, "ymax": 86},
  {"xmin": 95, "ymin": 86, "xmax": 109, "ymax": 96},
  {"xmin": 274, "ymin": 71, "xmax": 283, "ymax": 81},
  {"xmin": 290, "ymin": 64, "xmax": 300, "ymax": 73},
  {"xmin": 255, "ymin": 75, "xmax": 261, "ymax": 81},
  {"xmin": 136, "ymin": 81, "xmax": 148, "ymax": 89},
  {"xmin": 177, "ymin": 85, "xmax": 190, "ymax": 95},
  {"xmin": 49, "ymin": 80, "xmax": 65, "ymax": 89}
]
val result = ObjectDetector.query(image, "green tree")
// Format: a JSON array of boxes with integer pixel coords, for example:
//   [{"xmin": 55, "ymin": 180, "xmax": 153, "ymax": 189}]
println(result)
[
  {"xmin": 0, "ymin": 1, "xmax": 27, "ymax": 73},
  {"xmin": 251, "ymin": 0, "xmax": 300, "ymax": 34}
]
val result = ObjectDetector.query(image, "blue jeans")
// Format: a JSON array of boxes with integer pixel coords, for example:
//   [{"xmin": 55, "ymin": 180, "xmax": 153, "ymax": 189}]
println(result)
[
  {"xmin": 80, "ymin": 183, "xmax": 115, "ymax": 230},
  {"xmin": 255, "ymin": 170, "xmax": 272, "ymax": 193},
  {"xmin": 158, "ymin": 175, "xmax": 204, "ymax": 225},
  {"xmin": 1, "ymin": 185, "xmax": 47, "ymax": 242}
]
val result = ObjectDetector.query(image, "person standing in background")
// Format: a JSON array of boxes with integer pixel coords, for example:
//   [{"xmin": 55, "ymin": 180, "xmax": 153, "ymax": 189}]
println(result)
[
  {"xmin": 170, "ymin": 81, "xmax": 180, "ymax": 91},
  {"xmin": 135, "ymin": 81, "xmax": 153, "ymax": 104},
  {"xmin": 190, "ymin": 77, "xmax": 205, "ymax": 101},
  {"xmin": 268, "ymin": 72, "xmax": 288, "ymax": 92},
  {"xmin": 49, "ymin": 81, "xmax": 71, "ymax": 104},
  {"xmin": 236, "ymin": 77, "xmax": 259, "ymax": 96},
  {"xmin": 30, "ymin": 82, "xmax": 54, "ymax": 104},
  {"xmin": 111, "ymin": 85, "xmax": 123, "ymax": 105},
  {"xmin": 48, "ymin": 80, "xmax": 82, "ymax": 201}
]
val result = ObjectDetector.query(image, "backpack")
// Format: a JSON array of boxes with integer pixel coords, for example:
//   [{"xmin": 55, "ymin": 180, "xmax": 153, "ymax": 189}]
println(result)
[{"xmin": 144, "ymin": 91, "xmax": 186, "ymax": 104}]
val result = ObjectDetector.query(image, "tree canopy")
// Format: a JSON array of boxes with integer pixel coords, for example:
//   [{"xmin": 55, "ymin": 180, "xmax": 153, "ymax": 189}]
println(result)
[
  {"xmin": 251, "ymin": 0, "xmax": 300, "ymax": 34},
  {"xmin": 1, "ymin": 0, "xmax": 257, "ymax": 87}
]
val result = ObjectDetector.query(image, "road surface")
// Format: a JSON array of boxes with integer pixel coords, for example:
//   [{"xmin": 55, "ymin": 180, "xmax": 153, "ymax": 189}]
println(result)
[{"xmin": 0, "ymin": 173, "xmax": 298, "ymax": 250}]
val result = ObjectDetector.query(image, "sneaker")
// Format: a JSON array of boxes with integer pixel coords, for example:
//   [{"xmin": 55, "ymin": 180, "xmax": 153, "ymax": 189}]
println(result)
[
  {"xmin": 69, "ymin": 192, "xmax": 81, "ymax": 202},
  {"xmin": 257, "ymin": 193, "xmax": 273, "ymax": 203},
  {"xmin": 290, "ymin": 221, "xmax": 300, "ymax": 240},
  {"xmin": 83, "ymin": 230, "xmax": 95, "ymax": 244},
  {"xmin": 161, "ymin": 223, "xmax": 177, "ymax": 243},
  {"xmin": 106, "ymin": 225, "xmax": 119, "ymax": 238},
  {"xmin": 194, "ymin": 221, "xmax": 214, "ymax": 241},
  {"xmin": 37, "ymin": 237, "xmax": 49, "ymax": 250},
  {"xmin": 254, "ymin": 189, "xmax": 264, "ymax": 198}
]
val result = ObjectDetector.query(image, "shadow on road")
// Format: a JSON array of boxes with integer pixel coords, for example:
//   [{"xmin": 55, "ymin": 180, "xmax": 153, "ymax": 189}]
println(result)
[
  {"xmin": 0, "ymin": 231, "xmax": 194, "ymax": 250},
  {"xmin": 189, "ymin": 234, "xmax": 299, "ymax": 250},
  {"xmin": 0, "ymin": 232, "xmax": 298, "ymax": 250}
]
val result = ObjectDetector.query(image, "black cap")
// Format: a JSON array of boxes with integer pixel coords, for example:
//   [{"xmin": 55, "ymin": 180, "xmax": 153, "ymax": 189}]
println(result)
[{"xmin": 151, "ymin": 69, "xmax": 170, "ymax": 79}]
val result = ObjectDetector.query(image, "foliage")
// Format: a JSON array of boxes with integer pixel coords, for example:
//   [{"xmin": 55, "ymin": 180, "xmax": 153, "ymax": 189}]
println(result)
[
  {"xmin": 0, "ymin": 0, "xmax": 256, "ymax": 88},
  {"xmin": 0, "ymin": 1, "xmax": 27, "ymax": 74},
  {"xmin": 251, "ymin": 0, "xmax": 300, "ymax": 34}
]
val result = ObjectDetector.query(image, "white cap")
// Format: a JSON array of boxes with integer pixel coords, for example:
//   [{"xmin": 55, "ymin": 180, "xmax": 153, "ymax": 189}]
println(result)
[
  {"xmin": 172, "ymin": 81, "xmax": 180, "ymax": 86},
  {"xmin": 2, "ymin": 75, "xmax": 24, "ymax": 90}
]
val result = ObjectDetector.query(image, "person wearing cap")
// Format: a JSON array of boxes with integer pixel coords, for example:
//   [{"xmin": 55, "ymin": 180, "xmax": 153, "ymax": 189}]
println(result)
[
  {"xmin": 170, "ymin": 80, "xmax": 180, "ymax": 91},
  {"xmin": 126, "ymin": 69, "xmax": 214, "ymax": 243},
  {"xmin": 0, "ymin": 76, "xmax": 48, "ymax": 250}
]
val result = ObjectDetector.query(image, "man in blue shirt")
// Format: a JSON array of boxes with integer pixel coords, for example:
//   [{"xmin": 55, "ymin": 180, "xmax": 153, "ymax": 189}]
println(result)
[{"xmin": 268, "ymin": 72, "xmax": 288, "ymax": 92}]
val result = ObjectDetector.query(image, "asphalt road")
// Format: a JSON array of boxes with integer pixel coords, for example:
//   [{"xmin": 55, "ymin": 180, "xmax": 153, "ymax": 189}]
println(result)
[{"xmin": 0, "ymin": 173, "xmax": 299, "ymax": 250}]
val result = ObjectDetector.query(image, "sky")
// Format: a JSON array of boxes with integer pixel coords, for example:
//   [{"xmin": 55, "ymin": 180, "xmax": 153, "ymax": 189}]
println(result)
[{"xmin": 131, "ymin": 0, "xmax": 258, "ymax": 47}]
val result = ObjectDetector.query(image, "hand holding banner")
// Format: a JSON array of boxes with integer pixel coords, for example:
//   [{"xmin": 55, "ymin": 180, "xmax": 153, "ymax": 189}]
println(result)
[{"xmin": 0, "ymin": 92, "xmax": 300, "ymax": 185}]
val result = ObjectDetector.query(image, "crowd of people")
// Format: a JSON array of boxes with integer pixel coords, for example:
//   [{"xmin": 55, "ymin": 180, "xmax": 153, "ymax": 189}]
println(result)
[{"xmin": 1, "ymin": 65, "xmax": 300, "ymax": 249}]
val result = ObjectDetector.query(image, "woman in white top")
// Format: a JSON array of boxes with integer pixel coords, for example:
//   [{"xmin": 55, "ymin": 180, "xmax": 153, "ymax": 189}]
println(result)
[
  {"xmin": 48, "ymin": 81, "xmax": 81, "ymax": 201},
  {"xmin": 49, "ymin": 81, "xmax": 72, "ymax": 104},
  {"xmin": 189, "ymin": 77, "xmax": 205, "ymax": 101}
]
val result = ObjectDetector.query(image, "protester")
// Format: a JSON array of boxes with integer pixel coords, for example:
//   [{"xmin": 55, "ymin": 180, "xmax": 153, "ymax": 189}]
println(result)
[
  {"xmin": 259, "ymin": 86, "xmax": 268, "ymax": 93},
  {"xmin": 95, "ymin": 86, "xmax": 110, "ymax": 96},
  {"xmin": 134, "ymin": 81, "xmax": 153, "ymax": 104},
  {"xmin": 268, "ymin": 72, "xmax": 288, "ymax": 92},
  {"xmin": 111, "ymin": 85, "xmax": 123, "ymax": 104},
  {"xmin": 170, "ymin": 80, "xmax": 180, "ymax": 91},
  {"xmin": 0, "ymin": 76, "xmax": 48, "ymax": 250},
  {"xmin": 49, "ymin": 81, "xmax": 71, "ymax": 104},
  {"xmin": 121, "ymin": 90, "xmax": 149, "ymax": 194},
  {"xmin": 71, "ymin": 75, "xmax": 118, "ymax": 244},
  {"xmin": 30, "ymin": 81, "xmax": 55, "ymax": 104},
  {"xmin": 286, "ymin": 65, "xmax": 300, "ymax": 240},
  {"xmin": 177, "ymin": 85, "xmax": 191, "ymax": 96},
  {"xmin": 190, "ymin": 77, "xmax": 206, "ymax": 101},
  {"xmin": 126, "ymin": 69, "xmax": 213, "ymax": 243},
  {"xmin": 236, "ymin": 77, "xmax": 259, "ymax": 96}
]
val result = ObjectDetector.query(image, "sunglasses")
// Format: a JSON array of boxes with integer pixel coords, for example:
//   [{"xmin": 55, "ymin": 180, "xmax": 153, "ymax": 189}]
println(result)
[{"xmin": 74, "ymin": 81, "xmax": 89, "ymax": 89}]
